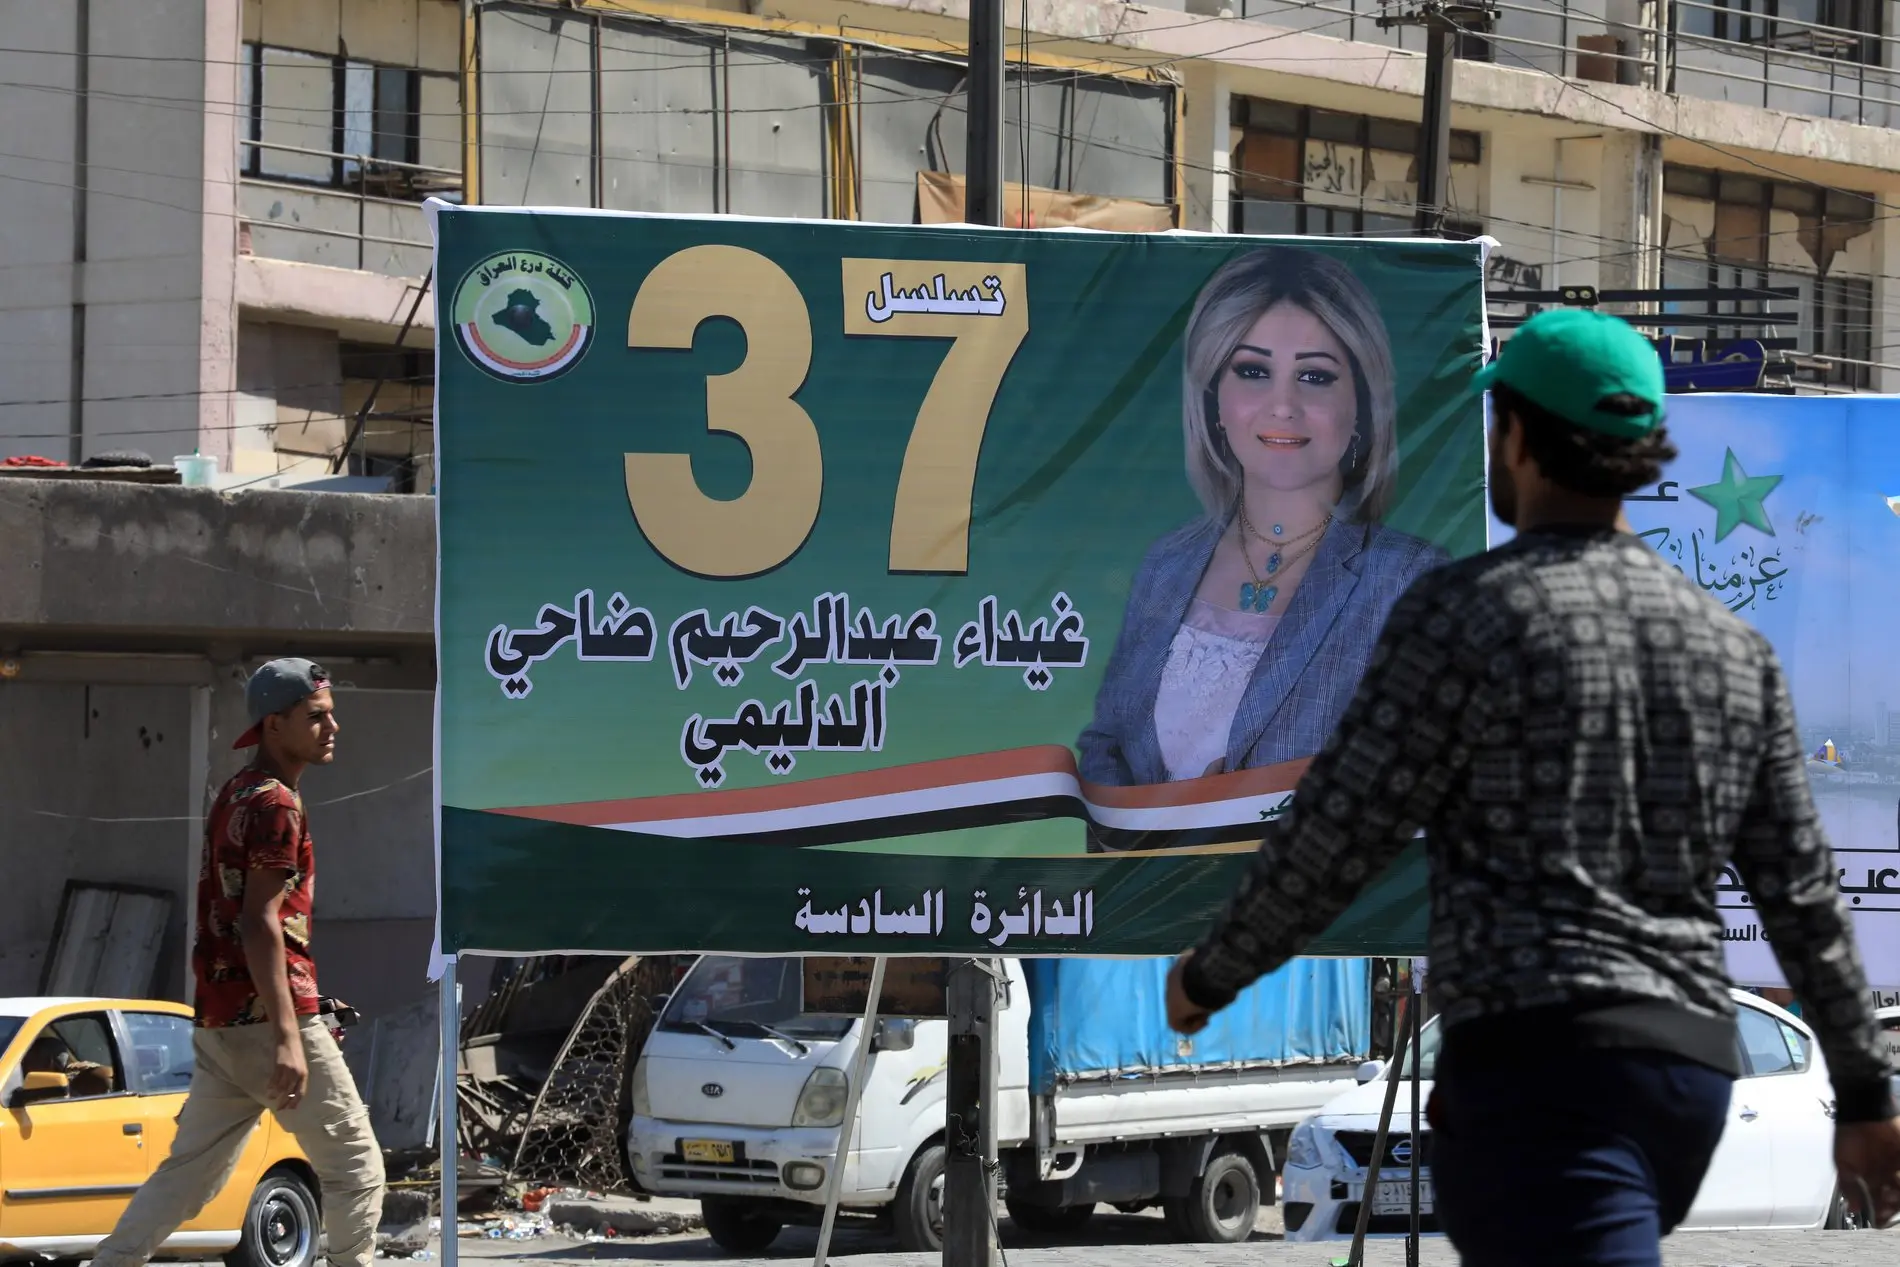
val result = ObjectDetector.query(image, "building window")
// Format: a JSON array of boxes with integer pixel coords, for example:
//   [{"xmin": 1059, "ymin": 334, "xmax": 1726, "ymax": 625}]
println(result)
[
  {"xmin": 1816, "ymin": 275, "xmax": 1874, "ymax": 388},
  {"xmin": 241, "ymin": 42, "xmax": 458, "ymax": 196},
  {"xmin": 1230, "ymin": 97, "xmax": 1482, "ymax": 236},
  {"xmin": 1664, "ymin": 163, "xmax": 1875, "ymax": 254},
  {"xmin": 1676, "ymin": 0, "xmax": 1881, "ymax": 63},
  {"xmin": 344, "ymin": 63, "xmax": 422, "ymax": 170},
  {"xmin": 338, "ymin": 341, "xmax": 433, "ymax": 493},
  {"xmin": 1663, "ymin": 164, "xmax": 1876, "ymax": 389}
]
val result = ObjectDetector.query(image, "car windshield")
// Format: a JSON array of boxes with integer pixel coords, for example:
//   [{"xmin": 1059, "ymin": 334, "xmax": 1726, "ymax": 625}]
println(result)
[
  {"xmin": 0, "ymin": 1017, "xmax": 21, "ymax": 1059},
  {"xmin": 1392, "ymin": 1015, "xmax": 1442, "ymax": 1082},
  {"xmin": 662, "ymin": 957, "xmax": 854, "ymax": 1041}
]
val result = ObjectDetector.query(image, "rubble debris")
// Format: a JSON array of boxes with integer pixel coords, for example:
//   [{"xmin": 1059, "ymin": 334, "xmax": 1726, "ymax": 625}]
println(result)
[
  {"xmin": 374, "ymin": 1189, "xmax": 433, "ymax": 1258},
  {"xmin": 545, "ymin": 1194, "xmax": 701, "ymax": 1238},
  {"xmin": 456, "ymin": 955, "xmax": 684, "ymax": 1193}
]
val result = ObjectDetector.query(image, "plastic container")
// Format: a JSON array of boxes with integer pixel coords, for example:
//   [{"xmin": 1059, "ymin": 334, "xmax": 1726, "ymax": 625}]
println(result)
[{"xmin": 174, "ymin": 454, "xmax": 218, "ymax": 487}]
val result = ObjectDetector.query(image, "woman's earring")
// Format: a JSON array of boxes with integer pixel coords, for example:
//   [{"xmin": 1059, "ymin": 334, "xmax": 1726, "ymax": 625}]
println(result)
[{"xmin": 1345, "ymin": 432, "xmax": 1363, "ymax": 473}]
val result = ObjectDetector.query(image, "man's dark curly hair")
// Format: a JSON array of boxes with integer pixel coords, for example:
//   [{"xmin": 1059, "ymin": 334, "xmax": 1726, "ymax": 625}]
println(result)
[{"xmin": 1492, "ymin": 383, "xmax": 1678, "ymax": 498}]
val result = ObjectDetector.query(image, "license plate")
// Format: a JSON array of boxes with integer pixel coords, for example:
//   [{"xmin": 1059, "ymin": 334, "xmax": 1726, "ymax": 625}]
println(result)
[
  {"xmin": 1366, "ymin": 1179, "xmax": 1433, "ymax": 1216},
  {"xmin": 681, "ymin": 1139, "xmax": 734, "ymax": 1164}
]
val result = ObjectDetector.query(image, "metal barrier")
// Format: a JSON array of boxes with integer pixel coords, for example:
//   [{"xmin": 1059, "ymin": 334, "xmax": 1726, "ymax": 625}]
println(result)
[
  {"xmin": 1237, "ymin": 0, "xmax": 1896, "ymax": 120},
  {"xmin": 239, "ymin": 138, "xmax": 460, "ymax": 273}
]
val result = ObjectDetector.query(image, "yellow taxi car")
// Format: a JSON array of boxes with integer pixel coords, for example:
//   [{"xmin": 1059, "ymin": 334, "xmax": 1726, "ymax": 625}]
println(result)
[{"xmin": 0, "ymin": 997, "xmax": 317, "ymax": 1267}]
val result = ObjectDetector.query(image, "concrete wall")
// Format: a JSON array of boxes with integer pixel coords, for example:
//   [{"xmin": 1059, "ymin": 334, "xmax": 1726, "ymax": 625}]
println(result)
[
  {"xmin": 0, "ymin": 0, "xmax": 240, "ymax": 468},
  {"xmin": 0, "ymin": 481, "xmax": 433, "ymax": 649},
  {"xmin": 0, "ymin": 4, "xmax": 84, "ymax": 463},
  {"xmin": 238, "ymin": 0, "xmax": 459, "ymax": 283},
  {"xmin": 246, "ymin": 0, "xmax": 461, "ymax": 66},
  {"xmin": 0, "ymin": 481, "xmax": 438, "ymax": 1023},
  {"xmin": 240, "ymin": 683, "xmax": 438, "ymax": 1022},
  {"xmin": 0, "ymin": 0, "xmax": 453, "ymax": 469},
  {"xmin": 0, "ymin": 682, "xmax": 197, "ymax": 999},
  {"xmin": 478, "ymin": 2, "xmax": 1174, "ymax": 221},
  {"xmin": 0, "ymin": 678, "xmax": 435, "ymax": 1021}
]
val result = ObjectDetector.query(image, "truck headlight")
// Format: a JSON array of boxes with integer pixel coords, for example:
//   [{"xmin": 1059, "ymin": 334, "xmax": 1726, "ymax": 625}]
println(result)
[
  {"xmin": 631, "ymin": 1059, "xmax": 652, "ymax": 1118},
  {"xmin": 1285, "ymin": 1122, "xmax": 1323, "ymax": 1171},
  {"xmin": 792, "ymin": 1068, "xmax": 849, "ymax": 1127}
]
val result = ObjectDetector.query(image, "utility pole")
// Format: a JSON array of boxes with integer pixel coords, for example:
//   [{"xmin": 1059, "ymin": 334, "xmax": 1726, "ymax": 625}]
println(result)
[
  {"xmin": 942, "ymin": 8, "xmax": 1007, "ymax": 1266},
  {"xmin": 964, "ymin": 0, "xmax": 1006, "ymax": 228},
  {"xmin": 1377, "ymin": 1, "xmax": 1496, "ymax": 236},
  {"xmin": 943, "ymin": 960, "xmax": 1000, "ymax": 1267},
  {"xmin": 935, "ymin": 2, "xmax": 1014, "ymax": 1260}
]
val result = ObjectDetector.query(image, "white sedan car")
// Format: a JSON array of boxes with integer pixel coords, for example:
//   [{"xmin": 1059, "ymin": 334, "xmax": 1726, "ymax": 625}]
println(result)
[{"xmin": 1282, "ymin": 990, "xmax": 1861, "ymax": 1241}]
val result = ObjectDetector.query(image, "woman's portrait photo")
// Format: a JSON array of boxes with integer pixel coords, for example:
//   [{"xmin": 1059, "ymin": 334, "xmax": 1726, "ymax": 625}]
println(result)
[{"xmin": 1078, "ymin": 246, "xmax": 1449, "ymax": 815}]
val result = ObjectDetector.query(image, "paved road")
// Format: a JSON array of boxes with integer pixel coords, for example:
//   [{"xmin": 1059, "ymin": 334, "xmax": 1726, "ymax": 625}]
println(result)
[{"xmin": 427, "ymin": 1212, "xmax": 1898, "ymax": 1267}]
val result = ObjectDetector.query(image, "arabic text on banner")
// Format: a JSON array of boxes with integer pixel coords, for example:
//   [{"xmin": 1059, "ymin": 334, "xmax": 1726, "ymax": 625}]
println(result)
[
  {"xmin": 435, "ymin": 212, "xmax": 1488, "ymax": 955},
  {"xmin": 1624, "ymin": 396, "xmax": 1900, "ymax": 989}
]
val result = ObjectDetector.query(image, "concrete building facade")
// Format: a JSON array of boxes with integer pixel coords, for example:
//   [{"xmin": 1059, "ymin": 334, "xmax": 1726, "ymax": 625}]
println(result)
[
  {"xmin": 4, "ymin": 0, "xmax": 1895, "ymax": 478},
  {"xmin": 1, "ymin": 0, "xmax": 459, "ymax": 484}
]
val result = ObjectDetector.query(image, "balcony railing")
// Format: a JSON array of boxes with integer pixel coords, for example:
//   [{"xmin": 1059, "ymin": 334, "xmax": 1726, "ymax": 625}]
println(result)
[
  {"xmin": 1236, "ymin": 0, "xmax": 1899, "ymax": 123},
  {"xmin": 1669, "ymin": 0, "xmax": 1900, "ymax": 123},
  {"xmin": 238, "ymin": 139, "xmax": 461, "ymax": 277}
]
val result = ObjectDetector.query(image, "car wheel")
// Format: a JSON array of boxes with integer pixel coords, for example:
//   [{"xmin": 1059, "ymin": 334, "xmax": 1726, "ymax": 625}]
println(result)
[
  {"xmin": 224, "ymin": 1168, "xmax": 320, "ymax": 1267},
  {"xmin": 700, "ymin": 1198, "xmax": 784, "ymax": 1254},
  {"xmin": 1004, "ymin": 1198, "xmax": 1096, "ymax": 1237},
  {"xmin": 893, "ymin": 1142, "xmax": 947, "ymax": 1252},
  {"xmin": 1825, "ymin": 1184, "xmax": 1862, "ymax": 1230},
  {"xmin": 1175, "ymin": 1150, "xmax": 1260, "ymax": 1244}
]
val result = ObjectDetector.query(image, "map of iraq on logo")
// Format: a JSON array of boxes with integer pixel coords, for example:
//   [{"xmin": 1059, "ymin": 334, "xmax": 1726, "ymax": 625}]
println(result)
[
  {"xmin": 493, "ymin": 289, "xmax": 556, "ymax": 347},
  {"xmin": 451, "ymin": 251, "xmax": 596, "ymax": 382}
]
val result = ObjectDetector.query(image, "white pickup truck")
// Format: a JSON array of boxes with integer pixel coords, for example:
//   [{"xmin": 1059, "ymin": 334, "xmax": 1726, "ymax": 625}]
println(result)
[{"xmin": 627, "ymin": 953, "xmax": 1374, "ymax": 1253}]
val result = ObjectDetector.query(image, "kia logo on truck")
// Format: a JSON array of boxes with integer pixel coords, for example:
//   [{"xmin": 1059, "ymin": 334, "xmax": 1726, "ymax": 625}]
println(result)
[{"xmin": 702, "ymin": 1083, "xmax": 725, "ymax": 1098}]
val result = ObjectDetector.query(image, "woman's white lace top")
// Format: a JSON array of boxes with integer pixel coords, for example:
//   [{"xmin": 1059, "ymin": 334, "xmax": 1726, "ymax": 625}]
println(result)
[{"xmin": 1154, "ymin": 599, "xmax": 1281, "ymax": 782}]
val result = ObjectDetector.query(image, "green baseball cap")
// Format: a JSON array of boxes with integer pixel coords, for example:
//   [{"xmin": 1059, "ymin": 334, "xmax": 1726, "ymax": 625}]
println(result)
[{"xmin": 1475, "ymin": 309, "xmax": 1666, "ymax": 438}]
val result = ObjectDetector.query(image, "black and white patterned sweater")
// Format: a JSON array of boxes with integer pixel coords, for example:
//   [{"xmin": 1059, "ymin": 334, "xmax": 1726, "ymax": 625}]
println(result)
[{"xmin": 1181, "ymin": 524, "xmax": 1896, "ymax": 1121}]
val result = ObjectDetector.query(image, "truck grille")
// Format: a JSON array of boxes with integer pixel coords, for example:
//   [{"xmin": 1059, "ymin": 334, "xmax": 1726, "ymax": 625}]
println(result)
[
  {"xmin": 658, "ymin": 1152, "xmax": 780, "ymax": 1186},
  {"xmin": 1333, "ymin": 1131, "xmax": 1433, "ymax": 1169}
]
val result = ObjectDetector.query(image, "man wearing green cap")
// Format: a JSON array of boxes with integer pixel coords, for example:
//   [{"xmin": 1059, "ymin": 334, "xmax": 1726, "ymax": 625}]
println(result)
[{"xmin": 1162, "ymin": 309, "xmax": 1900, "ymax": 1261}]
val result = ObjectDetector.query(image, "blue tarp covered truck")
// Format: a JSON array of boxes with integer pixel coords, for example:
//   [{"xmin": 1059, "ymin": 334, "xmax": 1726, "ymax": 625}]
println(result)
[{"xmin": 628, "ymin": 953, "xmax": 1374, "ymax": 1253}]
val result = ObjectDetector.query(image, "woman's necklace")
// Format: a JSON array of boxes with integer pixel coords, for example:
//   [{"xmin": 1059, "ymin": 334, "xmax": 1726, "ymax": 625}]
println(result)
[{"xmin": 1235, "ymin": 503, "xmax": 1332, "ymax": 612}]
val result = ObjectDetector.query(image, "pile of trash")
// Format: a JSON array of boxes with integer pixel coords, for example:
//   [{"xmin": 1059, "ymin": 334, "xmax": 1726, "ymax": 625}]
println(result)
[
  {"xmin": 450, "ymin": 1184, "xmax": 651, "ymax": 1246},
  {"xmin": 379, "ymin": 1179, "xmax": 703, "ymax": 1259},
  {"xmin": 455, "ymin": 1212, "xmax": 555, "ymax": 1241}
]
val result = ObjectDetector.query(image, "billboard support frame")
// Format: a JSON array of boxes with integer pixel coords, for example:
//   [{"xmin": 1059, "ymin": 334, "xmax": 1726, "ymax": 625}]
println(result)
[
  {"xmin": 814, "ymin": 956, "xmax": 889, "ymax": 1267},
  {"xmin": 439, "ymin": 956, "xmax": 460, "ymax": 1267}
]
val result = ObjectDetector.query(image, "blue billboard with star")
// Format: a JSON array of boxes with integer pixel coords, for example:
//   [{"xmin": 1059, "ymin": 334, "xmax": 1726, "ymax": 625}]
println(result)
[{"xmin": 1492, "ymin": 394, "xmax": 1900, "ymax": 986}]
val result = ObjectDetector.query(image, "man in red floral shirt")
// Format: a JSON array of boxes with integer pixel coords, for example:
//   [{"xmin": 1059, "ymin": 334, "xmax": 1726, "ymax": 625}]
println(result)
[{"xmin": 94, "ymin": 659, "xmax": 385, "ymax": 1267}]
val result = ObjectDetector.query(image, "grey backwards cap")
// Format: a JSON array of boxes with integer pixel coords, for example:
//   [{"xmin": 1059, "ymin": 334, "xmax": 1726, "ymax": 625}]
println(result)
[{"xmin": 233, "ymin": 658, "xmax": 331, "ymax": 749}]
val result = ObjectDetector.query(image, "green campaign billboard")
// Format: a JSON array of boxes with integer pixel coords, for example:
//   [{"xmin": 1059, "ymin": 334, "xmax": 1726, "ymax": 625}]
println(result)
[{"xmin": 432, "ymin": 205, "xmax": 1488, "ymax": 956}]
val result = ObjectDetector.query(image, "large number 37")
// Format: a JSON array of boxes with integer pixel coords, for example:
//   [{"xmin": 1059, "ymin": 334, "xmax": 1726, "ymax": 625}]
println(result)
[{"xmin": 623, "ymin": 245, "xmax": 1029, "ymax": 577}]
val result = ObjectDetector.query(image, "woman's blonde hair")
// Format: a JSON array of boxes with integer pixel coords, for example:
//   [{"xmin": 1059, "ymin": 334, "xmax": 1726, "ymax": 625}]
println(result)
[{"xmin": 1180, "ymin": 247, "xmax": 1399, "ymax": 522}]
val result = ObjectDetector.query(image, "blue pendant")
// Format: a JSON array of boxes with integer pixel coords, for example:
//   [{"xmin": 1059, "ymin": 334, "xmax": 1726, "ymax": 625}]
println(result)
[
  {"xmin": 1266, "ymin": 552, "xmax": 1282, "ymax": 574},
  {"xmin": 1272, "ymin": 523, "xmax": 1284, "ymax": 536},
  {"xmin": 1239, "ymin": 582, "xmax": 1256, "ymax": 609},
  {"xmin": 1255, "ymin": 585, "xmax": 1278, "ymax": 612}
]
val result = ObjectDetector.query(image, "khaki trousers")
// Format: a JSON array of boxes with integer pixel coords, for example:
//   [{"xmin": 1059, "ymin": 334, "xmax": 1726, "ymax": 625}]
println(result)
[{"xmin": 92, "ymin": 1016, "xmax": 385, "ymax": 1267}]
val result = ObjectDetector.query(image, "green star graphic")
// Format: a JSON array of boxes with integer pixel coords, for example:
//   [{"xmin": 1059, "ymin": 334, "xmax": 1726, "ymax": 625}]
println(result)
[{"xmin": 1687, "ymin": 448, "xmax": 1781, "ymax": 542}]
